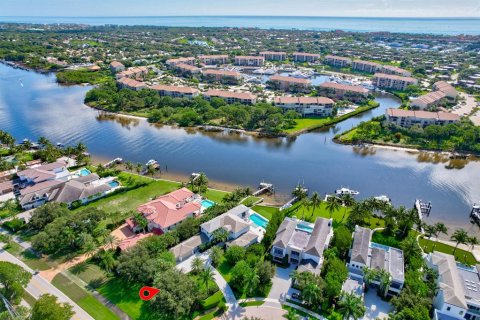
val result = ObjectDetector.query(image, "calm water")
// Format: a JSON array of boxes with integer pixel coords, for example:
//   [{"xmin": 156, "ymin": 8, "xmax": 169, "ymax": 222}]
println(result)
[
  {"xmin": 1, "ymin": 63, "xmax": 479, "ymax": 230},
  {"xmin": 0, "ymin": 16, "xmax": 479, "ymax": 35}
]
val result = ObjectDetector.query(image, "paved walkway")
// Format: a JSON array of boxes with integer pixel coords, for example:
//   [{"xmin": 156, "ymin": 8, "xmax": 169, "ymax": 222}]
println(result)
[
  {"xmin": 267, "ymin": 265, "xmax": 295, "ymax": 302},
  {"xmin": 362, "ymin": 289, "xmax": 392, "ymax": 320},
  {"xmin": 0, "ymin": 247, "xmax": 93, "ymax": 320}
]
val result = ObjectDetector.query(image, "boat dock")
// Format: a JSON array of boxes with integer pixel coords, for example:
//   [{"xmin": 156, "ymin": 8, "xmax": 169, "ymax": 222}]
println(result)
[
  {"xmin": 470, "ymin": 204, "xmax": 480, "ymax": 225},
  {"xmin": 104, "ymin": 158, "xmax": 123, "ymax": 168},
  {"xmin": 253, "ymin": 182, "xmax": 274, "ymax": 197},
  {"xmin": 414, "ymin": 199, "xmax": 432, "ymax": 221},
  {"xmin": 280, "ymin": 187, "xmax": 308, "ymax": 211}
]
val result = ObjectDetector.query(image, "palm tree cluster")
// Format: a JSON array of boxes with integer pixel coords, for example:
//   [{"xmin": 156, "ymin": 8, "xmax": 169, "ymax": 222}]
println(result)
[
  {"xmin": 190, "ymin": 257, "xmax": 216, "ymax": 293},
  {"xmin": 189, "ymin": 172, "xmax": 209, "ymax": 194},
  {"xmin": 337, "ymin": 291, "xmax": 366, "ymax": 320}
]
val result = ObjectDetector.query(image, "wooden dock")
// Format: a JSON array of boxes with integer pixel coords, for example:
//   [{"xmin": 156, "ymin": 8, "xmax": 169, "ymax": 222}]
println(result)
[
  {"xmin": 104, "ymin": 158, "xmax": 123, "ymax": 168},
  {"xmin": 414, "ymin": 199, "xmax": 432, "ymax": 222},
  {"xmin": 253, "ymin": 182, "xmax": 274, "ymax": 197}
]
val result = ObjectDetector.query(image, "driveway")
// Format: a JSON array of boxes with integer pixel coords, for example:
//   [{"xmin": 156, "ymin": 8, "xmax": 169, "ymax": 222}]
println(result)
[
  {"xmin": 362, "ymin": 289, "xmax": 392, "ymax": 320},
  {"xmin": 267, "ymin": 265, "xmax": 295, "ymax": 302}
]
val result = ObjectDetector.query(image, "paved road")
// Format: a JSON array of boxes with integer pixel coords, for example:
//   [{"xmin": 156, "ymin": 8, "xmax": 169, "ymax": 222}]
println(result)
[{"xmin": 0, "ymin": 248, "xmax": 93, "ymax": 320}]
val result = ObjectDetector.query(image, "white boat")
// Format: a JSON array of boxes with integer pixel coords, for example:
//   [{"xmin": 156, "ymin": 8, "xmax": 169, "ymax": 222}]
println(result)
[
  {"xmin": 290, "ymin": 71, "xmax": 310, "ymax": 79},
  {"xmin": 374, "ymin": 195, "xmax": 391, "ymax": 203},
  {"xmin": 335, "ymin": 188, "xmax": 359, "ymax": 196},
  {"xmin": 146, "ymin": 159, "xmax": 158, "ymax": 166}
]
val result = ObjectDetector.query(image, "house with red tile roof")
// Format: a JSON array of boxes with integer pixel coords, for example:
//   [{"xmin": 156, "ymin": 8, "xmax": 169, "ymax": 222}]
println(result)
[
  {"xmin": 118, "ymin": 233, "xmax": 153, "ymax": 251},
  {"xmin": 373, "ymin": 73, "xmax": 418, "ymax": 91},
  {"xmin": 324, "ymin": 55, "xmax": 352, "ymax": 68},
  {"xmin": 268, "ymin": 75, "xmax": 311, "ymax": 92},
  {"xmin": 109, "ymin": 61, "xmax": 125, "ymax": 73},
  {"xmin": 318, "ymin": 82, "xmax": 369, "ymax": 102},
  {"xmin": 135, "ymin": 188, "xmax": 201, "ymax": 234},
  {"xmin": 202, "ymin": 69, "xmax": 241, "ymax": 84},
  {"xmin": 234, "ymin": 56, "xmax": 265, "ymax": 67}
]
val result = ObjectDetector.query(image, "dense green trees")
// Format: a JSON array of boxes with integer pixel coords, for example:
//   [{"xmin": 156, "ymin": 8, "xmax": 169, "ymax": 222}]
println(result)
[
  {"xmin": 56, "ymin": 69, "xmax": 110, "ymax": 85},
  {"xmin": 30, "ymin": 294, "xmax": 74, "ymax": 320},
  {"xmin": 28, "ymin": 202, "xmax": 70, "ymax": 232},
  {"xmin": 0, "ymin": 262, "xmax": 31, "ymax": 305}
]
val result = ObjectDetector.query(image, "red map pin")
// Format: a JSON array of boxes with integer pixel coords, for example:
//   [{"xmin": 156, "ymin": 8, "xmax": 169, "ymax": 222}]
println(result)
[{"xmin": 139, "ymin": 286, "xmax": 160, "ymax": 301}]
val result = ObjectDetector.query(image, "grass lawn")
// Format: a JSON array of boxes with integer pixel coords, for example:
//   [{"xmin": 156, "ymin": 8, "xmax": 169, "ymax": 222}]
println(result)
[
  {"xmin": 23, "ymin": 291, "xmax": 36, "ymax": 307},
  {"xmin": 4, "ymin": 243, "xmax": 52, "ymax": 270},
  {"xmin": 202, "ymin": 188, "xmax": 229, "ymax": 204},
  {"xmin": 97, "ymin": 278, "xmax": 147, "ymax": 320},
  {"xmin": 284, "ymin": 117, "xmax": 332, "ymax": 134},
  {"xmin": 69, "ymin": 262, "xmax": 109, "ymax": 289},
  {"xmin": 52, "ymin": 273, "xmax": 119, "ymax": 320},
  {"xmin": 251, "ymin": 205, "xmax": 279, "ymax": 220},
  {"xmin": 239, "ymin": 301, "xmax": 264, "ymax": 307},
  {"xmin": 282, "ymin": 304, "xmax": 316, "ymax": 319},
  {"xmin": 241, "ymin": 196, "xmax": 263, "ymax": 207},
  {"xmin": 419, "ymin": 237, "xmax": 477, "ymax": 265},
  {"xmin": 0, "ymin": 201, "xmax": 23, "ymax": 219}
]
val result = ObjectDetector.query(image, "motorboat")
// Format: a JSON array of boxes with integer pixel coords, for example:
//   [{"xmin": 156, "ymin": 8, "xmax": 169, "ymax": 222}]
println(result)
[
  {"xmin": 335, "ymin": 187, "xmax": 359, "ymax": 196},
  {"xmin": 374, "ymin": 195, "xmax": 391, "ymax": 203}
]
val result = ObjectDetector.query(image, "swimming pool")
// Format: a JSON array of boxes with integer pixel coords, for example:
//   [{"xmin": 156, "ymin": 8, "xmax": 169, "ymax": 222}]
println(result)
[
  {"xmin": 250, "ymin": 213, "xmax": 269, "ymax": 229},
  {"xmin": 296, "ymin": 222, "xmax": 314, "ymax": 233},
  {"xmin": 370, "ymin": 242, "xmax": 391, "ymax": 252},
  {"xmin": 201, "ymin": 199, "xmax": 215, "ymax": 209},
  {"xmin": 79, "ymin": 168, "xmax": 91, "ymax": 177},
  {"xmin": 108, "ymin": 181, "xmax": 120, "ymax": 188}
]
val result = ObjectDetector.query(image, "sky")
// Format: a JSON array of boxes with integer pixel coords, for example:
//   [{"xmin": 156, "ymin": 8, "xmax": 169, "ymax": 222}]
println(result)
[{"xmin": 0, "ymin": 0, "xmax": 479, "ymax": 18}]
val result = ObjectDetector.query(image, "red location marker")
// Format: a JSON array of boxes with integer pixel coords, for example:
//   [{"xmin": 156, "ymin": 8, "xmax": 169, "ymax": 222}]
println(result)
[{"xmin": 139, "ymin": 286, "xmax": 160, "ymax": 301}]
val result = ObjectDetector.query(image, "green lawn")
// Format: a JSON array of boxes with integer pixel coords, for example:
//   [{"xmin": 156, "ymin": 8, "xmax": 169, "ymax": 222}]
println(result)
[
  {"xmin": 52, "ymin": 273, "xmax": 119, "ymax": 320},
  {"xmin": 241, "ymin": 196, "xmax": 263, "ymax": 207},
  {"xmin": 0, "ymin": 201, "xmax": 23, "ymax": 219},
  {"xmin": 69, "ymin": 262, "xmax": 109, "ymax": 289},
  {"xmin": 97, "ymin": 278, "xmax": 147, "ymax": 320},
  {"xmin": 239, "ymin": 301, "xmax": 265, "ymax": 307},
  {"xmin": 419, "ymin": 237, "xmax": 477, "ymax": 265},
  {"xmin": 202, "ymin": 188, "xmax": 229, "ymax": 204},
  {"xmin": 23, "ymin": 291, "xmax": 36, "ymax": 307},
  {"xmin": 4, "ymin": 243, "xmax": 52, "ymax": 270},
  {"xmin": 251, "ymin": 205, "xmax": 280, "ymax": 220}
]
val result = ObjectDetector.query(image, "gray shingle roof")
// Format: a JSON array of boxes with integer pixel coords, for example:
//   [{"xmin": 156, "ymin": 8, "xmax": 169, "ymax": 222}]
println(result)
[
  {"xmin": 272, "ymin": 218, "xmax": 297, "ymax": 249},
  {"xmin": 200, "ymin": 204, "xmax": 250, "ymax": 234},
  {"xmin": 304, "ymin": 218, "xmax": 332, "ymax": 257},
  {"xmin": 351, "ymin": 226, "xmax": 372, "ymax": 265}
]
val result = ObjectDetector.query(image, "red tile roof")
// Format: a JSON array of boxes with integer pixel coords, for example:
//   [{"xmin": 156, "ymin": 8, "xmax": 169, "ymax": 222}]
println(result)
[
  {"xmin": 204, "ymin": 89, "xmax": 256, "ymax": 100},
  {"xmin": 118, "ymin": 233, "xmax": 153, "ymax": 251},
  {"xmin": 319, "ymin": 82, "xmax": 369, "ymax": 94},
  {"xmin": 202, "ymin": 69, "xmax": 241, "ymax": 77},
  {"xmin": 386, "ymin": 108, "xmax": 460, "ymax": 121},
  {"xmin": 150, "ymin": 84, "xmax": 199, "ymax": 94},
  {"xmin": 269, "ymin": 75, "xmax": 311, "ymax": 85},
  {"xmin": 373, "ymin": 73, "xmax": 417, "ymax": 83},
  {"xmin": 274, "ymin": 96, "xmax": 334, "ymax": 105}
]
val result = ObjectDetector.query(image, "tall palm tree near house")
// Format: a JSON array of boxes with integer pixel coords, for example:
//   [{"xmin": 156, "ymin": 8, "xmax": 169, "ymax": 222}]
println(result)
[
  {"xmin": 377, "ymin": 269, "xmax": 392, "ymax": 298},
  {"xmin": 22, "ymin": 139, "xmax": 32, "ymax": 151},
  {"xmin": 99, "ymin": 250, "xmax": 116, "ymax": 273},
  {"xmin": 200, "ymin": 267, "xmax": 215, "ymax": 293},
  {"xmin": 340, "ymin": 194, "xmax": 355, "ymax": 221},
  {"xmin": 191, "ymin": 256, "xmax": 204, "ymax": 275},
  {"xmin": 433, "ymin": 222, "xmax": 448, "ymax": 251},
  {"xmin": 337, "ymin": 292, "xmax": 366, "ymax": 320},
  {"xmin": 302, "ymin": 282, "xmax": 321, "ymax": 307},
  {"xmin": 423, "ymin": 224, "xmax": 437, "ymax": 251},
  {"xmin": 466, "ymin": 236, "xmax": 479, "ymax": 262},
  {"xmin": 244, "ymin": 270, "xmax": 260, "ymax": 296},
  {"xmin": 325, "ymin": 196, "xmax": 341, "ymax": 220},
  {"xmin": 133, "ymin": 212, "xmax": 148, "ymax": 233},
  {"xmin": 303, "ymin": 199, "xmax": 312, "ymax": 221},
  {"xmin": 104, "ymin": 234, "xmax": 119, "ymax": 250},
  {"xmin": 451, "ymin": 228, "xmax": 469, "ymax": 255},
  {"xmin": 38, "ymin": 136, "xmax": 51, "ymax": 148},
  {"xmin": 196, "ymin": 172, "xmax": 209, "ymax": 194},
  {"xmin": 309, "ymin": 192, "xmax": 322, "ymax": 219},
  {"xmin": 362, "ymin": 267, "xmax": 376, "ymax": 291},
  {"xmin": 291, "ymin": 185, "xmax": 308, "ymax": 218},
  {"xmin": 400, "ymin": 236, "xmax": 422, "ymax": 266},
  {"xmin": 84, "ymin": 240, "xmax": 98, "ymax": 259},
  {"xmin": 75, "ymin": 142, "xmax": 87, "ymax": 155}
]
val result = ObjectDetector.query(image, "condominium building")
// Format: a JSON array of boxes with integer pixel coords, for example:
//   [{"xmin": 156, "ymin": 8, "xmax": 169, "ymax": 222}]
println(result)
[
  {"xmin": 198, "ymin": 54, "xmax": 229, "ymax": 65},
  {"xmin": 352, "ymin": 60, "xmax": 382, "ymax": 73},
  {"xmin": 324, "ymin": 55, "xmax": 352, "ymax": 68},
  {"xmin": 268, "ymin": 75, "xmax": 311, "ymax": 92},
  {"xmin": 347, "ymin": 226, "xmax": 405, "ymax": 296},
  {"xmin": 411, "ymin": 91, "xmax": 447, "ymax": 110},
  {"xmin": 318, "ymin": 82, "xmax": 369, "ymax": 102},
  {"xmin": 293, "ymin": 52, "xmax": 321, "ymax": 63},
  {"xmin": 117, "ymin": 77, "xmax": 147, "ymax": 91},
  {"xmin": 150, "ymin": 84, "xmax": 200, "ymax": 99},
  {"xmin": 380, "ymin": 65, "xmax": 412, "ymax": 77},
  {"xmin": 373, "ymin": 73, "xmax": 418, "ymax": 91},
  {"xmin": 260, "ymin": 51, "xmax": 287, "ymax": 61},
  {"xmin": 203, "ymin": 89, "xmax": 257, "ymax": 105},
  {"xmin": 426, "ymin": 252, "xmax": 480, "ymax": 320},
  {"xmin": 109, "ymin": 61, "xmax": 125, "ymax": 73},
  {"xmin": 234, "ymin": 56, "xmax": 265, "ymax": 67},
  {"xmin": 274, "ymin": 96, "xmax": 335, "ymax": 116},
  {"xmin": 115, "ymin": 66, "xmax": 149, "ymax": 80},
  {"xmin": 174, "ymin": 63, "xmax": 201, "ymax": 75},
  {"xmin": 271, "ymin": 217, "xmax": 333, "ymax": 271},
  {"xmin": 385, "ymin": 109, "xmax": 460, "ymax": 128},
  {"xmin": 202, "ymin": 69, "xmax": 242, "ymax": 84},
  {"xmin": 433, "ymin": 81, "xmax": 459, "ymax": 100},
  {"xmin": 166, "ymin": 57, "xmax": 196, "ymax": 67}
]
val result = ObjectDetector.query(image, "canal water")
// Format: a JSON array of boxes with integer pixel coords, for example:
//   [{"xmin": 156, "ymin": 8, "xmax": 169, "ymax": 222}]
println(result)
[{"xmin": 1, "ymin": 63, "xmax": 479, "ymax": 230}]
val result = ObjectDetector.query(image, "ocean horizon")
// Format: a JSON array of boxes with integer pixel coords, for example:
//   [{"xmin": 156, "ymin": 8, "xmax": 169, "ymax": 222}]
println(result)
[{"xmin": 0, "ymin": 15, "xmax": 479, "ymax": 35}]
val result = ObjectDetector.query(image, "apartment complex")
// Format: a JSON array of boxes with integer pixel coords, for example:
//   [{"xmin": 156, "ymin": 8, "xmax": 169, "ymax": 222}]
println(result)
[
  {"xmin": 271, "ymin": 217, "xmax": 333, "ymax": 271},
  {"xmin": 203, "ymin": 89, "xmax": 257, "ymax": 105},
  {"xmin": 411, "ymin": 91, "xmax": 447, "ymax": 110},
  {"xmin": 293, "ymin": 52, "xmax": 320, "ymax": 63},
  {"xmin": 234, "ymin": 56, "xmax": 265, "ymax": 67},
  {"xmin": 347, "ymin": 226, "xmax": 405, "ymax": 296},
  {"xmin": 274, "ymin": 96, "xmax": 335, "ymax": 116},
  {"xmin": 373, "ymin": 73, "xmax": 418, "ymax": 91},
  {"xmin": 352, "ymin": 60, "xmax": 381, "ymax": 73},
  {"xmin": 318, "ymin": 82, "xmax": 369, "ymax": 101},
  {"xmin": 433, "ymin": 81, "xmax": 459, "ymax": 100},
  {"xmin": 109, "ymin": 61, "xmax": 125, "ymax": 73},
  {"xmin": 198, "ymin": 54, "xmax": 229, "ymax": 65},
  {"xmin": 117, "ymin": 77, "xmax": 147, "ymax": 91},
  {"xmin": 380, "ymin": 65, "xmax": 412, "ymax": 77},
  {"xmin": 268, "ymin": 75, "xmax": 311, "ymax": 92},
  {"xmin": 166, "ymin": 57, "xmax": 196, "ymax": 67},
  {"xmin": 324, "ymin": 55, "xmax": 352, "ymax": 68},
  {"xmin": 260, "ymin": 51, "xmax": 287, "ymax": 61},
  {"xmin": 385, "ymin": 109, "xmax": 460, "ymax": 128},
  {"xmin": 426, "ymin": 252, "xmax": 480, "ymax": 320},
  {"xmin": 116, "ymin": 66, "xmax": 149, "ymax": 80},
  {"xmin": 150, "ymin": 84, "xmax": 200, "ymax": 99},
  {"xmin": 202, "ymin": 69, "xmax": 242, "ymax": 84},
  {"xmin": 175, "ymin": 63, "xmax": 201, "ymax": 75}
]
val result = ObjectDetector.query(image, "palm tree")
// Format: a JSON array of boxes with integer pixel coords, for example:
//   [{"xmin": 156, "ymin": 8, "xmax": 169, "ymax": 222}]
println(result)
[
  {"xmin": 433, "ymin": 222, "xmax": 448, "ymax": 251},
  {"xmin": 337, "ymin": 292, "xmax": 366, "ymax": 320},
  {"xmin": 135, "ymin": 163, "xmax": 143, "ymax": 174},
  {"xmin": 466, "ymin": 236, "xmax": 479, "ymax": 262},
  {"xmin": 243, "ymin": 270, "xmax": 260, "ymax": 296},
  {"xmin": 362, "ymin": 267, "xmax": 376, "ymax": 290},
  {"xmin": 400, "ymin": 236, "xmax": 422, "ymax": 266},
  {"xmin": 303, "ymin": 198, "xmax": 312, "ymax": 220},
  {"xmin": 200, "ymin": 267, "xmax": 215, "ymax": 293},
  {"xmin": 83, "ymin": 240, "xmax": 97, "ymax": 259},
  {"xmin": 377, "ymin": 269, "xmax": 391, "ymax": 298},
  {"xmin": 309, "ymin": 192, "xmax": 322, "ymax": 218},
  {"xmin": 146, "ymin": 164, "xmax": 156, "ymax": 177},
  {"xmin": 340, "ymin": 194, "xmax": 355, "ymax": 221},
  {"xmin": 325, "ymin": 196, "xmax": 341, "ymax": 220},
  {"xmin": 99, "ymin": 250, "xmax": 116, "ymax": 273},
  {"xmin": 191, "ymin": 256, "xmax": 204, "ymax": 275},
  {"xmin": 104, "ymin": 234, "xmax": 119, "ymax": 250},
  {"xmin": 125, "ymin": 161, "xmax": 134, "ymax": 172},
  {"xmin": 284, "ymin": 308, "xmax": 299, "ymax": 320},
  {"xmin": 302, "ymin": 282, "xmax": 321, "ymax": 307},
  {"xmin": 38, "ymin": 136, "xmax": 51, "ymax": 147},
  {"xmin": 423, "ymin": 224, "xmax": 437, "ymax": 251},
  {"xmin": 450, "ymin": 228, "xmax": 469, "ymax": 254}
]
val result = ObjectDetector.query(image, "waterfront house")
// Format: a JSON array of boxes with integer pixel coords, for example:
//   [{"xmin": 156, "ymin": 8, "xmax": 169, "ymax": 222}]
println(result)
[
  {"xmin": 109, "ymin": 61, "xmax": 125, "ymax": 73},
  {"xmin": 347, "ymin": 226, "xmax": 405, "ymax": 296},
  {"xmin": 18, "ymin": 180, "xmax": 65, "ymax": 209},
  {"xmin": 411, "ymin": 91, "xmax": 447, "ymax": 110},
  {"xmin": 425, "ymin": 252, "xmax": 480, "ymax": 320},
  {"xmin": 352, "ymin": 60, "xmax": 382, "ymax": 73},
  {"xmin": 135, "ymin": 188, "xmax": 201, "ymax": 234},
  {"xmin": 234, "ymin": 56, "xmax": 265, "ymax": 67},
  {"xmin": 373, "ymin": 73, "xmax": 418, "ymax": 91},
  {"xmin": 17, "ymin": 161, "xmax": 69, "ymax": 187},
  {"xmin": 166, "ymin": 57, "xmax": 196, "ymax": 67},
  {"xmin": 203, "ymin": 89, "xmax": 257, "ymax": 105},
  {"xmin": 270, "ymin": 217, "xmax": 333, "ymax": 271},
  {"xmin": 274, "ymin": 96, "xmax": 335, "ymax": 116},
  {"xmin": 198, "ymin": 55, "xmax": 229, "ymax": 65},
  {"xmin": 202, "ymin": 69, "xmax": 242, "ymax": 84},
  {"xmin": 260, "ymin": 51, "xmax": 287, "ymax": 61},
  {"xmin": 385, "ymin": 109, "xmax": 460, "ymax": 128},
  {"xmin": 200, "ymin": 204, "xmax": 252, "ymax": 242},
  {"xmin": 117, "ymin": 77, "xmax": 147, "ymax": 91},
  {"xmin": 150, "ymin": 84, "xmax": 200, "ymax": 99},
  {"xmin": 324, "ymin": 55, "xmax": 352, "ymax": 68},
  {"xmin": 318, "ymin": 82, "xmax": 369, "ymax": 102},
  {"xmin": 268, "ymin": 75, "xmax": 311, "ymax": 92},
  {"xmin": 293, "ymin": 52, "xmax": 320, "ymax": 63},
  {"xmin": 433, "ymin": 81, "xmax": 459, "ymax": 100},
  {"xmin": 379, "ymin": 65, "xmax": 412, "ymax": 77}
]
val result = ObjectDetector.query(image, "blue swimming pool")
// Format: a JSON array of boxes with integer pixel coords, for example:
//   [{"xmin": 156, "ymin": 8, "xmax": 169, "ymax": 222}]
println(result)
[
  {"xmin": 201, "ymin": 199, "xmax": 215, "ymax": 209},
  {"xmin": 296, "ymin": 222, "xmax": 314, "ymax": 233},
  {"xmin": 371, "ymin": 242, "xmax": 391, "ymax": 252},
  {"xmin": 79, "ymin": 168, "xmax": 91, "ymax": 176},
  {"xmin": 250, "ymin": 213, "xmax": 269, "ymax": 229},
  {"xmin": 108, "ymin": 181, "xmax": 120, "ymax": 188}
]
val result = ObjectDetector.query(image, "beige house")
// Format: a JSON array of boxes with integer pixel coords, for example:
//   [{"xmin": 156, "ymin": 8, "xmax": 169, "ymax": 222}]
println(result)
[
  {"xmin": 385, "ymin": 109, "xmax": 460, "ymax": 128},
  {"xmin": 150, "ymin": 84, "xmax": 200, "ymax": 99},
  {"xmin": 324, "ymin": 55, "xmax": 352, "ymax": 68},
  {"xmin": 269, "ymin": 75, "xmax": 311, "ymax": 92},
  {"xmin": 373, "ymin": 73, "xmax": 418, "ymax": 91},
  {"xmin": 274, "ymin": 96, "xmax": 335, "ymax": 116}
]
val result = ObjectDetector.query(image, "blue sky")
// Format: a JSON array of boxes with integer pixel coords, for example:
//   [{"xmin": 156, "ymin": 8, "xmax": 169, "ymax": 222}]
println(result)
[{"xmin": 0, "ymin": 0, "xmax": 479, "ymax": 18}]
